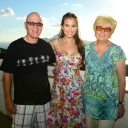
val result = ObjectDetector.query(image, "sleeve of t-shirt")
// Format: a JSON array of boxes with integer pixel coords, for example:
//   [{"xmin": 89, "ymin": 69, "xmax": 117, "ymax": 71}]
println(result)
[
  {"xmin": 48, "ymin": 43, "xmax": 56, "ymax": 64},
  {"xmin": 83, "ymin": 44, "xmax": 86, "ymax": 65},
  {"xmin": 84, "ymin": 43, "xmax": 90, "ymax": 65},
  {"xmin": 114, "ymin": 46, "xmax": 127, "ymax": 62},
  {"xmin": 0, "ymin": 43, "xmax": 17, "ymax": 73}
]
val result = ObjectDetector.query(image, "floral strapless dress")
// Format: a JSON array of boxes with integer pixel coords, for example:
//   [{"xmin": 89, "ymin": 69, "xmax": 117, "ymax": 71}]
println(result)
[{"xmin": 46, "ymin": 48, "xmax": 86, "ymax": 128}]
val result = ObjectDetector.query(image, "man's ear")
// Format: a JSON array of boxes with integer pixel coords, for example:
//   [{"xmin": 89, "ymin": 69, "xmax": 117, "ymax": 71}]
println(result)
[{"xmin": 24, "ymin": 22, "xmax": 27, "ymax": 29}]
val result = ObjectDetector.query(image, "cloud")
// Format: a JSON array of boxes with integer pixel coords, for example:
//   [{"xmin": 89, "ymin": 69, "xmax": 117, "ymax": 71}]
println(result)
[
  {"xmin": 42, "ymin": 17, "xmax": 50, "ymax": 24},
  {"xmin": 16, "ymin": 16, "xmax": 26, "ymax": 21},
  {"xmin": 71, "ymin": 4, "xmax": 84, "ymax": 7},
  {"xmin": 41, "ymin": 17, "xmax": 59, "ymax": 27},
  {"xmin": 50, "ymin": 17, "xmax": 57, "ymax": 20},
  {"xmin": 8, "ymin": 29, "xmax": 17, "ymax": 32},
  {"xmin": 0, "ymin": 8, "xmax": 15, "ymax": 17},
  {"xmin": 62, "ymin": 3, "xmax": 84, "ymax": 7},
  {"xmin": 50, "ymin": 22, "xmax": 60, "ymax": 27},
  {"xmin": 63, "ymin": 3, "xmax": 68, "ymax": 6}
]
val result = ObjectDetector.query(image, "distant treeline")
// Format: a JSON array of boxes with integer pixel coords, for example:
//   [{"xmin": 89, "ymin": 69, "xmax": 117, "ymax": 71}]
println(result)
[{"xmin": 0, "ymin": 48, "xmax": 6, "ymax": 59}]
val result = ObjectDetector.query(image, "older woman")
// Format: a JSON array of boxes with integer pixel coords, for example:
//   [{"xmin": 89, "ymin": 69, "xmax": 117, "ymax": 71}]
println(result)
[{"xmin": 82, "ymin": 15, "xmax": 127, "ymax": 128}]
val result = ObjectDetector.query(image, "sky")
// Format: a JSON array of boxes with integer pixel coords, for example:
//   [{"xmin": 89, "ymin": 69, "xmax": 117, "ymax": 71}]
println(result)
[{"xmin": 0, "ymin": 0, "xmax": 128, "ymax": 59}]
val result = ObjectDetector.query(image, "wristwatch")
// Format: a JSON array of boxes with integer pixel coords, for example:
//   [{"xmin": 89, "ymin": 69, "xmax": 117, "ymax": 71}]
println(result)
[{"xmin": 119, "ymin": 101, "xmax": 125, "ymax": 105}]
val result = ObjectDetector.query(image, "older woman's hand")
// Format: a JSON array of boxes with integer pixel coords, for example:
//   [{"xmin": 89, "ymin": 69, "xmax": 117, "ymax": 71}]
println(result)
[{"xmin": 117, "ymin": 104, "xmax": 125, "ymax": 119}]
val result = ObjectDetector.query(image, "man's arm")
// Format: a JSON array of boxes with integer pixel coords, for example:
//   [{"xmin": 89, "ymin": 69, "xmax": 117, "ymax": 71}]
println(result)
[{"xmin": 3, "ymin": 72, "xmax": 16, "ymax": 114}]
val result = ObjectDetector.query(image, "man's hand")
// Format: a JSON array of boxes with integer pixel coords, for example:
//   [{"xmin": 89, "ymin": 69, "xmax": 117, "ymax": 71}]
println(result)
[{"xmin": 5, "ymin": 100, "xmax": 16, "ymax": 114}]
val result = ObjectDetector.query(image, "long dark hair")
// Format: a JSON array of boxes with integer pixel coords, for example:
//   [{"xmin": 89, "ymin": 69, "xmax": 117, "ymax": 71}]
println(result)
[{"xmin": 58, "ymin": 12, "xmax": 84, "ymax": 63}]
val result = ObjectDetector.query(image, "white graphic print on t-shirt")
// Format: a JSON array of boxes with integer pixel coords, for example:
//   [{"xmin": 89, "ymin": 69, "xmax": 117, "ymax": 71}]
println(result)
[{"xmin": 17, "ymin": 55, "xmax": 50, "ymax": 66}]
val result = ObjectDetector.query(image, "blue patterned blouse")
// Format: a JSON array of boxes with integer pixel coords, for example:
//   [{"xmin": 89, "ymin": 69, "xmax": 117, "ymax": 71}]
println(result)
[{"xmin": 82, "ymin": 42, "xmax": 127, "ymax": 120}]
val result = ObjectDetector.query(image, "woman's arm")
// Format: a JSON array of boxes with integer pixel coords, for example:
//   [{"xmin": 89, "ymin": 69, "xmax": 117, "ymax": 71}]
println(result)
[
  {"xmin": 49, "ymin": 38, "xmax": 58, "ymax": 51},
  {"xmin": 116, "ymin": 60, "xmax": 126, "ymax": 118},
  {"xmin": 49, "ymin": 38, "xmax": 58, "ymax": 66}
]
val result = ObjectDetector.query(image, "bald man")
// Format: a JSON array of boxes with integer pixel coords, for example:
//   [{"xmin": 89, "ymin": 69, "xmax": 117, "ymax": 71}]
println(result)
[{"xmin": 0, "ymin": 12, "xmax": 56, "ymax": 128}]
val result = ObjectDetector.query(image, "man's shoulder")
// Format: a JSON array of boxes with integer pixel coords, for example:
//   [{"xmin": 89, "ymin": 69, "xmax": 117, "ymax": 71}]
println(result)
[
  {"xmin": 38, "ymin": 38, "xmax": 47, "ymax": 43},
  {"xmin": 10, "ymin": 38, "xmax": 23, "ymax": 46},
  {"xmin": 38, "ymin": 38, "xmax": 51, "ymax": 47},
  {"xmin": 13, "ymin": 37, "xmax": 23, "ymax": 43},
  {"xmin": 5, "ymin": 38, "xmax": 23, "ymax": 50}
]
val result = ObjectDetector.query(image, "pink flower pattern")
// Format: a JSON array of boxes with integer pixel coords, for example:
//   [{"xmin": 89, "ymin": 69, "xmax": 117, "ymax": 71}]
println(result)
[{"xmin": 46, "ymin": 43, "xmax": 86, "ymax": 128}]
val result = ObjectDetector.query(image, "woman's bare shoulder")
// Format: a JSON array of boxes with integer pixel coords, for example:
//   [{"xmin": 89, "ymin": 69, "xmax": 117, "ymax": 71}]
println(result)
[
  {"xmin": 49, "ymin": 38, "xmax": 58, "ymax": 50},
  {"xmin": 49, "ymin": 38, "xmax": 58, "ymax": 44}
]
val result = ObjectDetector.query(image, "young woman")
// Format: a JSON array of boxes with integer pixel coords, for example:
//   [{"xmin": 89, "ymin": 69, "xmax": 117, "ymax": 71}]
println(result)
[{"xmin": 46, "ymin": 12, "xmax": 86, "ymax": 128}]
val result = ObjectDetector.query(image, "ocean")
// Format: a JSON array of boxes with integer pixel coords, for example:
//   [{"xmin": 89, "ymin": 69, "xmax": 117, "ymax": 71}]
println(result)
[
  {"xmin": 0, "ymin": 38, "xmax": 91, "ymax": 50},
  {"xmin": 0, "ymin": 42, "xmax": 10, "ymax": 49}
]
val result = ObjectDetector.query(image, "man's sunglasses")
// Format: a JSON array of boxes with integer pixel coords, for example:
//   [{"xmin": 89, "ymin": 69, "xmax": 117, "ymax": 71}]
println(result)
[
  {"xmin": 96, "ymin": 26, "xmax": 111, "ymax": 32},
  {"xmin": 26, "ymin": 22, "xmax": 43, "ymax": 27}
]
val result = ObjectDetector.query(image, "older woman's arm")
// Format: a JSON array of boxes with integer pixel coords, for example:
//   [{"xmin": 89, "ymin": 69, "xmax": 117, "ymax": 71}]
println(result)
[{"xmin": 116, "ymin": 60, "xmax": 126, "ymax": 119}]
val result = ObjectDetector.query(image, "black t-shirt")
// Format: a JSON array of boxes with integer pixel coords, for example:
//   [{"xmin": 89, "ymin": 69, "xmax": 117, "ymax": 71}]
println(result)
[{"xmin": 0, "ymin": 38, "xmax": 56, "ymax": 105}]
